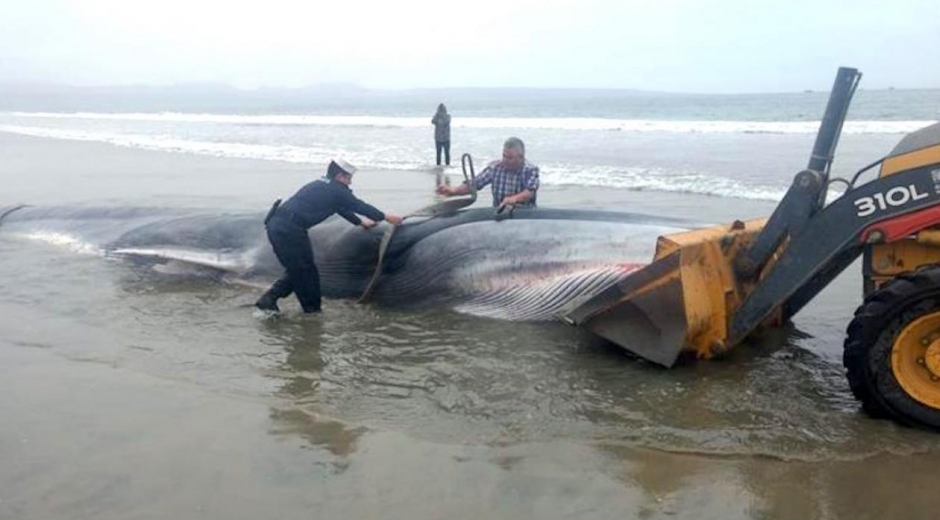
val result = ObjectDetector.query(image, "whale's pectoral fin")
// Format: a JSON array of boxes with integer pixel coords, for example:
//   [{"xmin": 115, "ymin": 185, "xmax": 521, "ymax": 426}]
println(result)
[{"xmin": 111, "ymin": 247, "xmax": 249, "ymax": 275}]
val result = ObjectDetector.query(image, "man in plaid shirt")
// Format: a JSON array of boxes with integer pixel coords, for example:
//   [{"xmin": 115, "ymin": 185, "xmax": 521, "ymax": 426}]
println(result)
[{"xmin": 437, "ymin": 137, "xmax": 540, "ymax": 209}]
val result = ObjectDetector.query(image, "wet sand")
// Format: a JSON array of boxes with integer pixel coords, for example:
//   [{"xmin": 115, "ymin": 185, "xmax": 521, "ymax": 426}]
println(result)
[
  {"xmin": 3, "ymin": 133, "xmax": 940, "ymax": 519},
  {"xmin": 5, "ymin": 331, "xmax": 940, "ymax": 520}
]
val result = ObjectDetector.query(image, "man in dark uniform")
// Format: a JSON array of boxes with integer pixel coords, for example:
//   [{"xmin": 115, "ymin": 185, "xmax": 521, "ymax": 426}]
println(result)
[{"xmin": 256, "ymin": 159, "xmax": 403, "ymax": 313}]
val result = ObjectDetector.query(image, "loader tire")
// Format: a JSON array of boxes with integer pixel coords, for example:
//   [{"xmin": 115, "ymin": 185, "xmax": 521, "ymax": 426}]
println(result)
[{"xmin": 844, "ymin": 265, "xmax": 940, "ymax": 431}]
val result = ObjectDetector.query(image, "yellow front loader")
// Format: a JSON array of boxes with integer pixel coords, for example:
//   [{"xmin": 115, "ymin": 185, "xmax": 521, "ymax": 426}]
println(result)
[{"xmin": 562, "ymin": 67, "xmax": 940, "ymax": 430}]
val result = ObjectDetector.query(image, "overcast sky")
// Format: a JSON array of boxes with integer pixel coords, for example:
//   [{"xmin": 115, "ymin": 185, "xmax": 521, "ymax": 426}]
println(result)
[{"xmin": 2, "ymin": 0, "xmax": 938, "ymax": 93}]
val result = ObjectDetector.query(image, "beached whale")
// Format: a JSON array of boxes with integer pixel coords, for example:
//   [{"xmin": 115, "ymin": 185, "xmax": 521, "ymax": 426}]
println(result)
[{"xmin": 0, "ymin": 205, "xmax": 689, "ymax": 320}]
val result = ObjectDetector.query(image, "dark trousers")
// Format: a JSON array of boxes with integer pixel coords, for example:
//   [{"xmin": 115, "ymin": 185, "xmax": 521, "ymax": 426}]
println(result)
[
  {"xmin": 263, "ymin": 217, "xmax": 321, "ymax": 312},
  {"xmin": 435, "ymin": 140, "xmax": 450, "ymax": 166}
]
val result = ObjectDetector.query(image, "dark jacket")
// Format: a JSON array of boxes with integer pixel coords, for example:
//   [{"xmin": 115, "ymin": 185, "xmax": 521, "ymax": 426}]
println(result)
[
  {"xmin": 277, "ymin": 179, "xmax": 385, "ymax": 229},
  {"xmin": 432, "ymin": 112, "xmax": 451, "ymax": 142}
]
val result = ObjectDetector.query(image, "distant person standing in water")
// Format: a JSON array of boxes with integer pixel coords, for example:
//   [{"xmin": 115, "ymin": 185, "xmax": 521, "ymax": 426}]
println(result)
[
  {"xmin": 256, "ymin": 159, "xmax": 403, "ymax": 313},
  {"xmin": 431, "ymin": 103, "xmax": 451, "ymax": 166}
]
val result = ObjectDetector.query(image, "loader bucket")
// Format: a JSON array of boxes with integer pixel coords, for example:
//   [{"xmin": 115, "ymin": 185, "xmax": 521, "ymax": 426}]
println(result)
[{"xmin": 560, "ymin": 218, "xmax": 769, "ymax": 367}]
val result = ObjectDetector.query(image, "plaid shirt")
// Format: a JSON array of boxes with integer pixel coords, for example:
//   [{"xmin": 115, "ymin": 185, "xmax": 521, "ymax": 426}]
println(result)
[{"xmin": 472, "ymin": 160, "xmax": 540, "ymax": 207}]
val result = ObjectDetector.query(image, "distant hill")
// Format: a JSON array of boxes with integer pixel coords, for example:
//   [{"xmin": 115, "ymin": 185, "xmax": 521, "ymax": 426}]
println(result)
[{"xmin": 0, "ymin": 82, "xmax": 657, "ymax": 114}]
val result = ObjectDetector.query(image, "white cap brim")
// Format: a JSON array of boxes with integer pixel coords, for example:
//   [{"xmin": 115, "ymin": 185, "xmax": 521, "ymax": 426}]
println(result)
[{"xmin": 331, "ymin": 158, "xmax": 358, "ymax": 176}]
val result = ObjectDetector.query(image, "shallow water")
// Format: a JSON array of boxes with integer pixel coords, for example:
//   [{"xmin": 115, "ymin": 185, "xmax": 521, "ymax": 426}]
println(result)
[
  {"xmin": 3, "ymin": 225, "xmax": 938, "ymax": 462},
  {"xmin": 4, "ymin": 134, "xmax": 940, "ymax": 519}
]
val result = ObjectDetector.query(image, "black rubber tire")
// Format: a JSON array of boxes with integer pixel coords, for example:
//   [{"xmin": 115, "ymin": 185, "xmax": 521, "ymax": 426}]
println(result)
[{"xmin": 844, "ymin": 265, "xmax": 940, "ymax": 430}]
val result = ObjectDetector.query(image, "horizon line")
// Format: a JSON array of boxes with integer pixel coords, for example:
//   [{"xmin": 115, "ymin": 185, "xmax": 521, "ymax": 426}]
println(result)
[{"xmin": 1, "ymin": 81, "xmax": 937, "ymax": 97}]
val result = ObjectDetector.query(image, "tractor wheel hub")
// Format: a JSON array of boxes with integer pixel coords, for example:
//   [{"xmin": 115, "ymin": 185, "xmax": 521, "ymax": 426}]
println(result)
[{"xmin": 926, "ymin": 340, "xmax": 940, "ymax": 379}]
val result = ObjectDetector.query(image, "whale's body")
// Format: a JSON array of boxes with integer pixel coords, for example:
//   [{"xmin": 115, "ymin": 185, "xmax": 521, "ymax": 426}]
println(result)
[{"xmin": 0, "ymin": 205, "xmax": 690, "ymax": 320}]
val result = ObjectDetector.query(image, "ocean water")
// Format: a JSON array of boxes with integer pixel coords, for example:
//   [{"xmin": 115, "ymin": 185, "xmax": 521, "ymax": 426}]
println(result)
[
  {"xmin": 1, "ymin": 88, "xmax": 937, "ymax": 203},
  {"xmin": 5, "ymin": 88, "xmax": 940, "ymax": 519}
]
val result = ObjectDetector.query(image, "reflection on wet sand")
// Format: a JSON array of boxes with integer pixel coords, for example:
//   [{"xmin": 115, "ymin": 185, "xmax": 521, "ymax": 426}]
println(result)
[
  {"xmin": 268, "ymin": 408, "xmax": 365, "ymax": 461},
  {"xmin": 263, "ymin": 317, "xmax": 366, "ymax": 461},
  {"xmin": 594, "ymin": 438, "xmax": 940, "ymax": 519},
  {"xmin": 736, "ymin": 449, "xmax": 940, "ymax": 519}
]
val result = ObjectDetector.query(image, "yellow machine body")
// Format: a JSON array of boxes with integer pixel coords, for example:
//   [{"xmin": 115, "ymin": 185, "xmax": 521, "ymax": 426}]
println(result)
[
  {"xmin": 866, "ymin": 136, "xmax": 940, "ymax": 292},
  {"xmin": 566, "ymin": 123, "xmax": 940, "ymax": 368},
  {"xmin": 565, "ymin": 73, "xmax": 940, "ymax": 428}
]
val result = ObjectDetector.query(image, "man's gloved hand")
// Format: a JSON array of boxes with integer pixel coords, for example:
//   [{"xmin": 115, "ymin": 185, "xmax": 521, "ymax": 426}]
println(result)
[
  {"xmin": 385, "ymin": 214, "xmax": 404, "ymax": 226},
  {"xmin": 360, "ymin": 218, "xmax": 377, "ymax": 230}
]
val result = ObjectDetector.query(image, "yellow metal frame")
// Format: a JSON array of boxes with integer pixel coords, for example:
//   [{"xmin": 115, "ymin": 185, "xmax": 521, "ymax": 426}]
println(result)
[
  {"xmin": 868, "ymin": 237, "xmax": 940, "ymax": 290},
  {"xmin": 868, "ymin": 142, "xmax": 940, "ymax": 290},
  {"xmin": 880, "ymin": 143, "xmax": 940, "ymax": 177},
  {"xmin": 649, "ymin": 218, "xmax": 770, "ymax": 359}
]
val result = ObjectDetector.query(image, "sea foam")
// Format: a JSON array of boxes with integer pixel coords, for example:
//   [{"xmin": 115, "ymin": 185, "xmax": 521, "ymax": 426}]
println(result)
[{"xmin": 0, "ymin": 123, "xmax": 839, "ymax": 202}]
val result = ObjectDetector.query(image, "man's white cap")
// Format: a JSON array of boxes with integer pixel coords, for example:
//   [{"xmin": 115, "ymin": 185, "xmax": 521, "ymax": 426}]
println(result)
[{"xmin": 330, "ymin": 158, "xmax": 358, "ymax": 176}]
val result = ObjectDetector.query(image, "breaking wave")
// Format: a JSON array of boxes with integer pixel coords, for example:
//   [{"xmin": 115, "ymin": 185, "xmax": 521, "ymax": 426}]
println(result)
[{"xmin": 0, "ymin": 124, "xmax": 798, "ymax": 202}]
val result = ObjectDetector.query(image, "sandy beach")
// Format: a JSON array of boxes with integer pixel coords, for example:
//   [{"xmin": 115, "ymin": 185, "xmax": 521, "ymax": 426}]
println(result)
[{"xmin": 3, "ymin": 133, "xmax": 940, "ymax": 520}]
